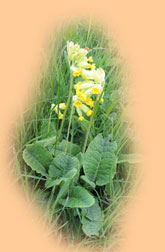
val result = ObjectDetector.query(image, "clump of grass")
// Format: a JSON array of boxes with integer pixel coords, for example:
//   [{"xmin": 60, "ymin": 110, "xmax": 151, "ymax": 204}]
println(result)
[{"xmin": 11, "ymin": 19, "xmax": 137, "ymax": 251}]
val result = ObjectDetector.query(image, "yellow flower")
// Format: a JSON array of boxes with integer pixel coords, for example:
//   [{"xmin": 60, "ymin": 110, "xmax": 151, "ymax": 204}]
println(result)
[
  {"xmin": 67, "ymin": 42, "xmax": 89, "ymax": 66},
  {"xmin": 72, "ymin": 67, "xmax": 83, "ymax": 77},
  {"xmin": 51, "ymin": 103, "xmax": 66, "ymax": 117},
  {"xmin": 85, "ymin": 97, "xmax": 94, "ymax": 108},
  {"xmin": 86, "ymin": 110, "xmax": 93, "ymax": 116},
  {"xmin": 58, "ymin": 114, "xmax": 64, "ymax": 119},
  {"xmin": 88, "ymin": 56, "xmax": 93, "ymax": 63},
  {"xmin": 92, "ymin": 87, "xmax": 100, "ymax": 94},
  {"xmin": 59, "ymin": 103, "xmax": 66, "ymax": 110},
  {"xmin": 74, "ymin": 81, "xmax": 82, "ymax": 90},
  {"xmin": 100, "ymin": 98, "xmax": 104, "ymax": 103},
  {"xmin": 74, "ymin": 100, "xmax": 82, "ymax": 107},
  {"xmin": 77, "ymin": 81, "xmax": 82, "ymax": 85},
  {"xmin": 90, "ymin": 101, "xmax": 94, "ymax": 108},
  {"xmin": 76, "ymin": 90, "xmax": 86, "ymax": 102},
  {"xmin": 73, "ymin": 72, "xmax": 78, "ymax": 77},
  {"xmin": 74, "ymin": 84, "xmax": 80, "ymax": 90},
  {"xmin": 78, "ymin": 116, "xmax": 84, "ymax": 121},
  {"xmin": 87, "ymin": 64, "xmax": 96, "ymax": 70},
  {"xmin": 85, "ymin": 97, "xmax": 92, "ymax": 105},
  {"xmin": 81, "ymin": 75, "xmax": 88, "ymax": 81},
  {"xmin": 81, "ymin": 68, "xmax": 105, "ymax": 84}
]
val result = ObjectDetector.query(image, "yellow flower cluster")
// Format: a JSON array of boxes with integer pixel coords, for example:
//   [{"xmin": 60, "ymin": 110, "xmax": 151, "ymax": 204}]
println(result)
[
  {"xmin": 51, "ymin": 103, "xmax": 66, "ymax": 119},
  {"xmin": 67, "ymin": 41, "xmax": 105, "ymax": 121},
  {"xmin": 50, "ymin": 42, "xmax": 105, "ymax": 123}
]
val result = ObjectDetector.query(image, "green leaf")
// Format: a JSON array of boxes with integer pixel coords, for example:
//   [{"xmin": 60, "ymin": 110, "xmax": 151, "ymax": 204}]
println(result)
[
  {"xmin": 48, "ymin": 153, "xmax": 80, "ymax": 179},
  {"xmin": 23, "ymin": 143, "xmax": 53, "ymax": 176},
  {"xmin": 60, "ymin": 186, "xmax": 95, "ymax": 208},
  {"xmin": 82, "ymin": 134, "xmax": 117, "ymax": 186},
  {"xmin": 81, "ymin": 199, "xmax": 104, "ymax": 237},
  {"xmin": 53, "ymin": 180, "xmax": 70, "ymax": 209},
  {"xmin": 81, "ymin": 212, "xmax": 104, "ymax": 236},
  {"xmin": 36, "ymin": 136, "xmax": 56, "ymax": 147},
  {"xmin": 80, "ymin": 175, "xmax": 95, "ymax": 189},
  {"xmin": 76, "ymin": 152, "xmax": 84, "ymax": 165},
  {"xmin": 56, "ymin": 140, "xmax": 81, "ymax": 156},
  {"xmin": 46, "ymin": 154, "xmax": 80, "ymax": 189},
  {"xmin": 117, "ymin": 153, "xmax": 143, "ymax": 164},
  {"xmin": 81, "ymin": 200, "xmax": 103, "ymax": 221},
  {"xmin": 45, "ymin": 168, "xmax": 77, "ymax": 189}
]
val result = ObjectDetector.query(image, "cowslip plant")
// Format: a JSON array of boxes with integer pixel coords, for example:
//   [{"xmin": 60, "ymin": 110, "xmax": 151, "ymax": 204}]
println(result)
[
  {"xmin": 23, "ymin": 42, "xmax": 111, "ymax": 236},
  {"xmin": 13, "ymin": 22, "xmax": 139, "ymax": 250}
]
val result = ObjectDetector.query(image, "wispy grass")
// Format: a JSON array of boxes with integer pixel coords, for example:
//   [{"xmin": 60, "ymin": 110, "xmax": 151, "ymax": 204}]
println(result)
[{"xmin": 11, "ymin": 19, "xmax": 136, "ymax": 251}]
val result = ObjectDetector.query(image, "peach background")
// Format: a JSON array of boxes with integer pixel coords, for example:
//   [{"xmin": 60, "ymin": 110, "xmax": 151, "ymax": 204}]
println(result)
[{"xmin": 0, "ymin": 0, "xmax": 165, "ymax": 251}]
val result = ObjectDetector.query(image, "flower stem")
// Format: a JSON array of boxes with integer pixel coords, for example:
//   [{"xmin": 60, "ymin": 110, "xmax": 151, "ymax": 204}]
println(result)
[
  {"xmin": 65, "ymin": 102, "xmax": 74, "ymax": 153},
  {"xmin": 82, "ymin": 97, "xmax": 98, "ymax": 153},
  {"xmin": 57, "ymin": 75, "xmax": 73, "ymax": 142}
]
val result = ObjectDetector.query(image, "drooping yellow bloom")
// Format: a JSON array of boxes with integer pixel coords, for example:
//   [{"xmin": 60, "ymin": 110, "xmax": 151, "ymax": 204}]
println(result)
[
  {"xmin": 85, "ymin": 97, "xmax": 94, "ymax": 108},
  {"xmin": 74, "ymin": 100, "xmax": 82, "ymax": 107},
  {"xmin": 79, "ymin": 82, "xmax": 102, "ymax": 96},
  {"xmin": 67, "ymin": 41, "xmax": 88, "ymax": 63},
  {"xmin": 78, "ymin": 116, "xmax": 84, "ymax": 121},
  {"xmin": 81, "ymin": 68, "xmax": 105, "ymax": 84},
  {"xmin": 59, "ymin": 103, "xmax": 66, "ymax": 110},
  {"xmin": 58, "ymin": 114, "xmax": 64, "ymax": 119},
  {"xmin": 51, "ymin": 103, "xmax": 66, "ymax": 119},
  {"xmin": 74, "ymin": 81, "xmax": 82, "ymax": 90},
  {"xmin": 92, "ymin": 87, "xmax": 100, "ymax": 94},
  {"xmin": 81, "ymin": 75, "xmax": 88, "ymax": 81},
  {"xmin": 77, "ymin": 81, "xmax": 82, "ymax": 85},
  {"xmin": 73, "ymin": 95, "xmax": 92, "ymax": 119},
  {"xmin": 88, "ymin": 56, "xmax": 93, "ymax": 63},
  {"xmin": 74, "ymin": 84, "xmax": 80, "ymax": 90},
  {"xmin": 73, "ymin": 68, "xmax": 83, "ymax": 77},
  {"xmin": 87, "ymin": 64, "xmax": 96, "ymax": 70},
  {"xmin": 86, "ymin": 110, "xmax": 93, "ymax": 116},
  {"xmin": 76, "ymin": 90, "xmax": 86, "ymax": 102}
]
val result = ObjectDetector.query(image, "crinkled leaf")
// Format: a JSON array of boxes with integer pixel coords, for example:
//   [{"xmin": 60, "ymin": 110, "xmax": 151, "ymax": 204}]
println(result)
[
  {"xmin": 36, "ymin": 136, "xmax": 56, "ymax": 147},
  {"xmin": 45, "ymin": 168, "xmax": 77, "ymax": 189},
  {"xmin": 81, "ymin": 200, "xmax": 103, "ymax": 221},
  {"xmin": 82, "ymin": 134, "xmax": 117, "ymax": 186},
  {"xmin": 47, "ymin": 144, "xmax": 56, "ymax": 156},
  {"xmin": 76, "ymin": 152, "xmax": 84, "ymax": 165},
  {"xmin": 60, "ymin": 186, "xmax": 95, "ymax": 208},
  {"xmin": 80, "ymin": 175, "xmax": 95, "ymax": 189},
  {"xmin": 53, "ymin": 180, "xmax": 70, "ymax": 209},
  {"xmin": 81, "ymin": 212, "xmax": 104, "ymax": 237},
  {"xmin": 23, "ymin": 143, "xmax": 53, "ymax": 176},
  {"xmin": 56, "ymin": 140, "xmax": 81, "ymax": 156},
  {"xmin": 48, "ymin": 153, "xmax": 80, "ymax": 179}
]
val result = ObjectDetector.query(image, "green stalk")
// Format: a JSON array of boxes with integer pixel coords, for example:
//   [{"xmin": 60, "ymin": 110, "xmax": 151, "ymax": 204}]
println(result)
[
  {"xmin": 57, "ymin": 74, "xmax": 73, "ymax": 142},
  {"xmin": 47, "ymin": 111, "xmax": 53, "ymax": 134},
  {"xmin": 65, "ymin": 102, "xmax": 74, "ymax": 153},
  {"xmin": 82, "ymin": 96, "xmax": 98, "ymax": 153}
]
